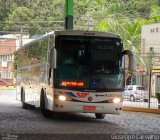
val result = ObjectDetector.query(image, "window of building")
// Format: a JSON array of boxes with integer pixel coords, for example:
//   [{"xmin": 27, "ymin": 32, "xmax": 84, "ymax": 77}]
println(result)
[
  {"xmin": 0, "ymin": 54, "xmax": 13, "ymax": 62},
  {"xmin": 0, "ymin": 71, "xmax": 12, "ymax": 79}
]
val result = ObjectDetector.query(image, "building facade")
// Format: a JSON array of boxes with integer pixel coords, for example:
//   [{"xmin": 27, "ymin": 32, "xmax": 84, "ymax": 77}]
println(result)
[
  {"xmin": 0, "ymin": 39, "xmax": 16, "ymax": 85},
  {"xmin": 141, "ymin": 23, "xmax": 160, "ymax": 95},
  {"xmin": 0, "ymin": 34, "xmax": 34, "ymax": 85}
]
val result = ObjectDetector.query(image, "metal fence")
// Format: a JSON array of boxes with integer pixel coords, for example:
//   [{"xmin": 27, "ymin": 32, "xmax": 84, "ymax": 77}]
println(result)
[{"xmin": 123, "ymin": 97, "xmax": 159, "ymax": 109}]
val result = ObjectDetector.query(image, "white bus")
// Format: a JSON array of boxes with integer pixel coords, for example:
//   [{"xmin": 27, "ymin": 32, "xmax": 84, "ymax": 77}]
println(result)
[{"xmin": 16, "ymin": 30, "xmax": 134, "ymax": 119}]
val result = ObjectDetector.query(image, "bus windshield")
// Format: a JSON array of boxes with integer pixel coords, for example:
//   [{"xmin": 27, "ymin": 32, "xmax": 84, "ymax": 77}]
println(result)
[{"xmin": 55, "ymin": 35, "xmax": 125, "ymax": 91}]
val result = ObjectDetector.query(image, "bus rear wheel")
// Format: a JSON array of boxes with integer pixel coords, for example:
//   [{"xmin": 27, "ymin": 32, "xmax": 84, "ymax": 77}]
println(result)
[
  {"xmin": 21, "ymin": 88, "xmax": 29, "ymax": 109},
  {"xmin": 40, "ymin": 91, "xmax": 52, "ymax": 117},
  {"xmin": 95, "ymin": 113, "xmax": 105, "ymax": 119},
  {"xmin": 130, "ymin": 95, "xmax": 135, "ymax": 102}
]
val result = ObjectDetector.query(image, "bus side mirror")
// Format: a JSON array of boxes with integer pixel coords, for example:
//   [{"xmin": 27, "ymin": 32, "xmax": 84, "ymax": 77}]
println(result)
[
  {"xmin": 123, "ymin": 50, "xmax": 135, "ymax": 72},
  {"xmin": 50, "ymin": 47, "xmax": 57, "ymax": 69}
]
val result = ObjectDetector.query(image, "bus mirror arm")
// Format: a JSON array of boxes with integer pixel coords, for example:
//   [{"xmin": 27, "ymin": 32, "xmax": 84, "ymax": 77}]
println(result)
[{"xmin": 123, "ymin": 50, "xmax": 135, "ymax": 72}]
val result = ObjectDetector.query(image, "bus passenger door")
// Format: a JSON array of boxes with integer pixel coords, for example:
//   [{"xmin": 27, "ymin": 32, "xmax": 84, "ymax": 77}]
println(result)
[
  {"xmin": 46, "ymin": 47, "xmax": 56, "ymax": 111},
  {"xmin": 45, "ymin": 67, "xmax": 54, "ymax": 111}
]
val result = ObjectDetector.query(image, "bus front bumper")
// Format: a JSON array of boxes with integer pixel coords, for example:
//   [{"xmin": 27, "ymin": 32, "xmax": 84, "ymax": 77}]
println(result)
[{"xmin": 53, "ymin": 100, "xmax": 122, "ymax": 114}]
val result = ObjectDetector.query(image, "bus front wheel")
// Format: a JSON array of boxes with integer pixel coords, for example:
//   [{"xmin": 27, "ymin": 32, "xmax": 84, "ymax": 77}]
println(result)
[
  {"xmin": 95, "ymin": 113, "xmax": 105, "ymax": 119},
  {"xmin": 21, "ymin": 88, "xmax": 29, "ymax": 109},
  {"xmin": 40, "ymin": 91, "xmax": 52, "ymax": 117}
]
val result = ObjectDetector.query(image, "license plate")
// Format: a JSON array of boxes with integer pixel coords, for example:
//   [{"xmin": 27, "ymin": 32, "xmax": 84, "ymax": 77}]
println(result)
[{"xmin": 83, "ymin": 106, "xmax": 96, "ymax": 111}]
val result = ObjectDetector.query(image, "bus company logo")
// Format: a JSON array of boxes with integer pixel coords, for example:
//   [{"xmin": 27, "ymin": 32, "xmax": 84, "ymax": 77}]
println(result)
[
  {"xmin": 88, "ymin": 96, "xmax": 93, "ymax": 101},
  {"xmin": 76, "ymin": 92, "xmax": 89, "ymax": 98}
]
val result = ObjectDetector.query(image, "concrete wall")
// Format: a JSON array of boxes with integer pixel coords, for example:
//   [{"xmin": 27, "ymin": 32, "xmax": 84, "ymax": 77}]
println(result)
[{"xmin": 141, "ymin": 23, "xmax": 160, "ymax": 95}]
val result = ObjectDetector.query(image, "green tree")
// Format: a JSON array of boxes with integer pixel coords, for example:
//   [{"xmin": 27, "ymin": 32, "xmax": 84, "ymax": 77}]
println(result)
[
  {"xmin": 0, "ymin": 0, "xmax": 159, "ymax": 36},
  {"xmin": 0, "ymin": 0, "xmax": 16, "ymax": 29},
  {"xmin": 4, "ymin": 0, "xmax": 65, "ymax": 35},
  {"xmin": 92, "ymin": 0, "xmax": 150, "ymax": 72},
  {"xmin": 149, "ymin": 5, "xmax": 160, "ymax": 23}
]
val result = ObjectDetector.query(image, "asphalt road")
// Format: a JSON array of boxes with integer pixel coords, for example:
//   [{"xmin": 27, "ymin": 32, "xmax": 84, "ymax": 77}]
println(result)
[{"xmin": 0, "ymin": 90, "xmax": 160, "ymax": 140}]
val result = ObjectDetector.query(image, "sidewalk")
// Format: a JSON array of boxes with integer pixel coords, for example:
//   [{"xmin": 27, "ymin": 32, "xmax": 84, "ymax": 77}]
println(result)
[
  {"xmin": 123, "ymin": 106, "xmax": 160, "ymax": 114},
  {"xmin": 0, "ymin": 89, "xmax": 19, "ymax": 104}
]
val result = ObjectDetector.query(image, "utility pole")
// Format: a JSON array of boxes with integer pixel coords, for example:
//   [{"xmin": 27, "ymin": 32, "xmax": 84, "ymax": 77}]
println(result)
[
  {"xmin": 148, "ymin": 67, "xmax": 152, "ymax": 108},
  {"xmin": 65, "ymin": 0, "xmax": 73, "ymax": 29},
  {"xmin": 148, "ymin": 48, "xmax": 154, "ymax": 108}
]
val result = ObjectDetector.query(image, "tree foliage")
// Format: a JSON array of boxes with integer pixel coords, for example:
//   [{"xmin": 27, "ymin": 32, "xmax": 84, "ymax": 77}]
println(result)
[
  {"xmin": 1, "ymin": 0, "xmax": 160, "ymax": 74},
  {"xmin": 0, "ymin": 0, "xmax": 159, "ymax": 34},
  {"xmin": 0, "ymin": 0, "xmax": 159, "ymax": 46}
]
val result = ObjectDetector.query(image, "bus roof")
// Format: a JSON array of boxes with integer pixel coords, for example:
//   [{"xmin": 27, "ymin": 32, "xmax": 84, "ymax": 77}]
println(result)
[
  {"xmin": 36, "ymin": 30, "xmax": 121, "ymax": 39},
  {"xmin": 54, "ymin": 30, "xmax": 121, "ymax": 38},
  {"xmin": 20, "ymin": 30, "xmax": 121, "ymax": 49}
]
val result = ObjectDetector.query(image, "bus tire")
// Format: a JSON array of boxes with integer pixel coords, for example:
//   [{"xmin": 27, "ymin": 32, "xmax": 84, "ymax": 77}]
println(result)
[
  {"xmin": 130, "ymin": 95, "xmax": 135, "ymax": 102},
  {"xmin": 28, "ymin": 104, "xmax": 36, "ymax": 109},
  {"xmin": 95, "ymin": 113, "xmax": 105, "ymax": 119},
  {"xmin": 21, "ymin": 88, "xmax": 29, "ymax": 109},
  {"xmin": 40, "ymin": 90, "xmax": 52, "ymax": 117}
]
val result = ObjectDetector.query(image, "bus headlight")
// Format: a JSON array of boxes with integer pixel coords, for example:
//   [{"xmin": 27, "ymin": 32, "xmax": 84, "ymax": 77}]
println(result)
[
  {"xmin": 113, "ymin": 98, "xmax": 121, "ymax": 104},
  {"xmin": 59, "ymin": 95, "xmax": 66, "ymax": 101}
]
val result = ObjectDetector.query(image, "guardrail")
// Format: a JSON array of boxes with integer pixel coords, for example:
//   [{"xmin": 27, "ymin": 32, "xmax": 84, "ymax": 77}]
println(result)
[
  {"xmin": 123, "ymin": 97, "xmax": 158, "ymax": 109},
  {"xmin": 123, "ymin": 97, "xmax": 160, "ymax": 114}
]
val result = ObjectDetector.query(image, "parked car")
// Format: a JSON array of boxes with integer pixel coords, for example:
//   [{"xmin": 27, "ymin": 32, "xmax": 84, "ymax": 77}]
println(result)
[
  {"xmin": 0, "ymin": 80, "xmax": 10, "ymax": 86},
  {"xmin": 124, "ymin": 85, "xmax": 148, "ymax": 102}
]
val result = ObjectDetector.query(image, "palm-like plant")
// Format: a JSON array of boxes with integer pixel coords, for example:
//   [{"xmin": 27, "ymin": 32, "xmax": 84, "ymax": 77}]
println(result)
[
  {"xmin": 92, "ymin": 1, "xmax": 149, "ymax": 74},
  {"xmin": 149, "ymin": 5, "xmax": 160, "ymax": 23}
]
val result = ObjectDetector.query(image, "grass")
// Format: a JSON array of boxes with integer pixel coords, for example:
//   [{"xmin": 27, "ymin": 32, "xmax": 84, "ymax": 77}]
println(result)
[{"xmin": 0, "ymin": 85, "xmax": 16, "ymax": 90}]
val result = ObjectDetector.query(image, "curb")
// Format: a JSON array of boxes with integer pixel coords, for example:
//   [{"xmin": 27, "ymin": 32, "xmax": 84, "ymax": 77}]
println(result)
[{"xmin": 122, "ymin": 106, "xmax": 160, "ymax": 114}]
